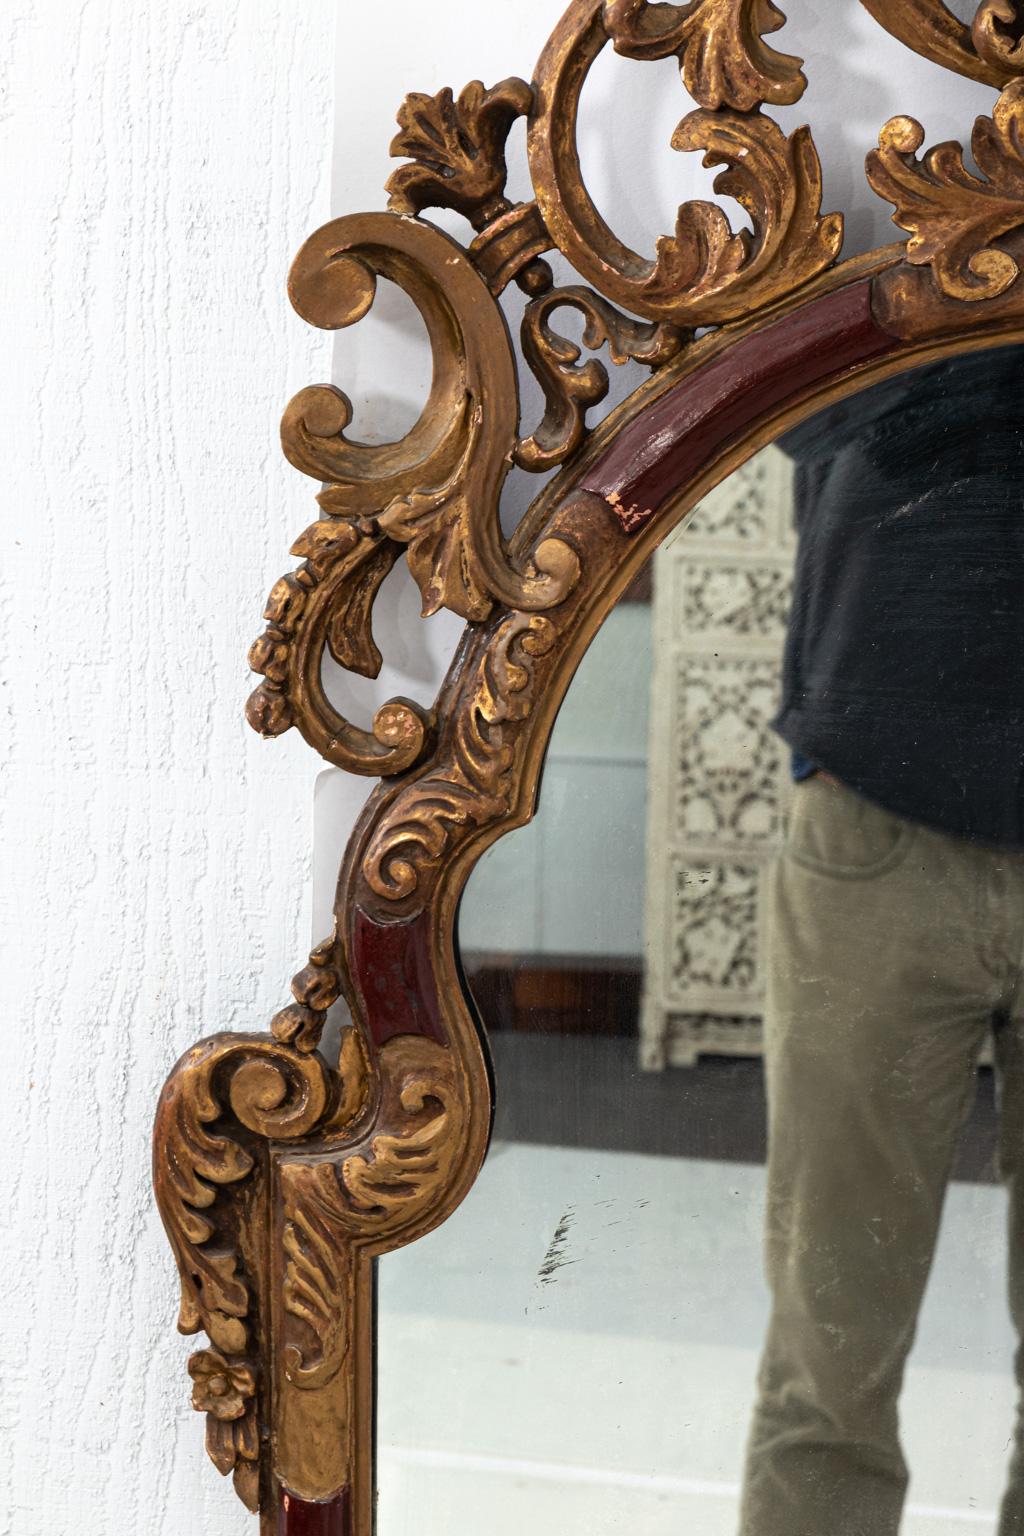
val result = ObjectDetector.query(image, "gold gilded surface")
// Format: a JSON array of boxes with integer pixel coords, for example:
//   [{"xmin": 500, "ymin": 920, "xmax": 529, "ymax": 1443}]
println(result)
[
  {"xmin": 603, "ymin": 0, "xmax": 807, "ymax": 109},
  {"xmin": 272, "ymin": 1036, "xmax": 471, "ymax": 1502},
  {"xmin": 868, "ymin": 82, "xmax": 1024, "ymax": 302},
  {"xmin": 528, "ymin": 1, "xmax": 842, "ymax": 328},
  {"xmin": 858, "ymin": 0, "xmax": 1024, "ymax": 88}
]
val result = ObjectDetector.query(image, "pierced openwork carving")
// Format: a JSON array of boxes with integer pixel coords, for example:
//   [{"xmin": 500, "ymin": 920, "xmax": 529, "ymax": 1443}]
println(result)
[
  {"xmin": 528, "ymin": 3, "xmax": 842, "ymax": 327},
  {"xmin": 517, "ymin": 286, "xmax": 684, "ymax": 471},
  {"xmin": 155, "ymin": 0, "xmax": 1024, "ymax": 1527}
]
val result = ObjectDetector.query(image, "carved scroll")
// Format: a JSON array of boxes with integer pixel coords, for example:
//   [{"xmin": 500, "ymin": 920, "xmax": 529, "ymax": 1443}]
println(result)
[
  {"xmin": 974, "ymin": 1, "xmax": 1024, "ymax": 75},
  {"xmin": 527, "ymin": 1, "xmax": 842, "ymax": 328},
  {"xmin": 517, "ymin": 285, "xmax": 684, "ymax": 470},
  {"xmin": 245, "ymin": 209, "xmax": 579, "ymax": 776}
]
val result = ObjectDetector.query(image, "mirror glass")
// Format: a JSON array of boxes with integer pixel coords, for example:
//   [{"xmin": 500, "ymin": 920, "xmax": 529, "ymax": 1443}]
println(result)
[{"xmin": 376, "ymin": 343, "xmax": 1024, "ymax": 1536}]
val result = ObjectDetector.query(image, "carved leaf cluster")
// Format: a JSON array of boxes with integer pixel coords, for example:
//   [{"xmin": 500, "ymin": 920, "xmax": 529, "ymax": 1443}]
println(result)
[
  {"xmin": 246, "ymin": 519, "xmax": 386, "ymax": 732},
  {"xmin": 386, "ymin": 77, "xmax": 532, "ymax": 224},
  {"xmin": 866, "ymin": 82, "xmax": 1024, "ymax": 301},
  {"xmin": 604, "ymin": 0, "xmax": 807, "ymax": 110},
  {"xmin": 373, "ymin": 406, "xmax": 493, "ymax": 620},
  {"xmin": 643, "ymin": 109, "xmax": 843, "ymax": 323},
  {"xmin": 271, "ymin": 936, "xmax": 346, "ymax": 1056},
  {"xmin": 246, "ymin": 513, "xmax": 431, "ymax": 776}
]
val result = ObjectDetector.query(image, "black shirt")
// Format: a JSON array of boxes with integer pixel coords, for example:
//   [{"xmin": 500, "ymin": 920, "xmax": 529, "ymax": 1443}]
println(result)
[{"xmin": 773, "ymin": 345, "xmax": 1024, "ymax": 846}]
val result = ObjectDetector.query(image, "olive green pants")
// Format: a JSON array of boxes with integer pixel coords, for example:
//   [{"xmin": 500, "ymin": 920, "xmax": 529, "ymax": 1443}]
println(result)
[{"xmin": 740, "ymin": 776, "xmax": 1024, "ymax": 1536}]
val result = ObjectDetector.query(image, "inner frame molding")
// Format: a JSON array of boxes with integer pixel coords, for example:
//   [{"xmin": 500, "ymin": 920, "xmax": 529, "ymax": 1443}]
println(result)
[{"xmin": 152, "ymin": 2, "xmax": 1024, "ymax": 1531}]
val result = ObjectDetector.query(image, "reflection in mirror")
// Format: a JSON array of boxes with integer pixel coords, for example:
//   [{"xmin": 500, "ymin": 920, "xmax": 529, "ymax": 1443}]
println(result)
[{"xmin": 377, "ymin": 345, "xmax": 1024, "ymax": 1536}]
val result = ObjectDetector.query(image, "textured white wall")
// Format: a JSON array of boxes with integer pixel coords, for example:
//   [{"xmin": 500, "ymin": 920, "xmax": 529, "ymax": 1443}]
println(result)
[{"xmin": 2, "ymin": 3, "xmax": 335, "ymax": 1533}]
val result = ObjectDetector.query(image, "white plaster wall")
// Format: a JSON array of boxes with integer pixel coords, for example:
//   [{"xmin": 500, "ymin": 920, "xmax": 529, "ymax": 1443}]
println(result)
[
  {"xmin": 2, "ymin": 4, "xmax": 335, "ymax": 1533},
  {"xmin": 315, "ymin": 0, "xmax": 999, "ymax": 944}
]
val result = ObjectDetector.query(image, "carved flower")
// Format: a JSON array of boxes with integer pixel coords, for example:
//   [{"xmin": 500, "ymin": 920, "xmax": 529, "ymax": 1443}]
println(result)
[{"xmin": 188, "ymin": 1349, "xmax": 255, "ymax": 1421}]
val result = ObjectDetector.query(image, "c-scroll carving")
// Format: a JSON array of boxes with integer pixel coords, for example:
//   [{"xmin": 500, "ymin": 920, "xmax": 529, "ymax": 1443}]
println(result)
[
  {"xmin": 282, "ymin": 212, "xmax": 578, "ymax": 620},
  {"xmin": 246, "ymin": 209, "xmax": 579, "ymax": 775},
  {"xmin": 528, "ymin": 1, "xmax": 843, "ymax": 327}
]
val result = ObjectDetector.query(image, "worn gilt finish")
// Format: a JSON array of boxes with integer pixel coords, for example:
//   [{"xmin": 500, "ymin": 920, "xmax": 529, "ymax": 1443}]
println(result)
[{"xmin": 154, "ymin": 1, "xmax": 1024, "ymax": 1531}]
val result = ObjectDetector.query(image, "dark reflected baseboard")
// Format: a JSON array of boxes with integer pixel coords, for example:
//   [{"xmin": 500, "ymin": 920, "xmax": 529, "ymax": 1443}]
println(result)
[
  {"xmin": 464, "ymin": 952, "xmax": 642, "ymax": 1036},
  {"xmin": 488, "ymin": 1033, "xmax": 999, "ymax": 1185}
]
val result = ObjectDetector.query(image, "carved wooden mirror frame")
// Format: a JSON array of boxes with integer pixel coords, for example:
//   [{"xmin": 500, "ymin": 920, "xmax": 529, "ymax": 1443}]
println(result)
[{"xmin": 153, "ymin": 2, "xmax": 1024, "ymax": 1530}]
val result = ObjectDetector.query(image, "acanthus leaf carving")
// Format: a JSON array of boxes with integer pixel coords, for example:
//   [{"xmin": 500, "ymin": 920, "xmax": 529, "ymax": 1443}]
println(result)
[
  {"xmin": 603, "ymin": 0, "xmax": 807, "ymax": 111},
  {"xmin": 277, "ymin": 1036, "xmax": 463, "ymax": 1402},
  {"xmin": 341, "ymin": 1036, "xmax": 464, "ymax": 1222},
  {"xmin": 154, "ymin": 1035, "xmax": 331, "ymax": 1346},
  {"xmin": 374, "ymin": 404, "xmax": 494, "ymax": 621},
  {"xmin": 386, "ymin": 77, "xmax": 533, "ymax": 226},
  {"xmin": 661, "ymin": 109, "xmax": 843, "ymax": 319},
  {"xmin": 154, "ymin": 1033, "xmax": 335, "ymax": 1512},
  {"xmin": 362, "ymin": 611, "xmax": 556, "ymax": 909},
  {"xmin": 516, "ymin": 285, "xmax": 685, "ymax": 472},
  {"xmin": 974, "ymin": 1, "xmax": 1024, "ymax": 74},
  {"xmin": 866, "ymin": 83, "xmax": 1024, "ymax": 302},
  {"xmin": 281, "ymin": 1164, "xmax": 352, "ymax": 1391}
]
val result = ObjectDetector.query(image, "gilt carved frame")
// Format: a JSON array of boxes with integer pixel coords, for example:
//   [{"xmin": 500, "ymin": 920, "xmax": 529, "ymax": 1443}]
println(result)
[{"xmin": 153, "ymin": 2, "xmax": 1024, "ymax": 1531}]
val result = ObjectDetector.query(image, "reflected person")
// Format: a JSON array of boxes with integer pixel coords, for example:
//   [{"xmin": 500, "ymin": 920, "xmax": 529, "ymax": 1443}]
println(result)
[{"xmin": 740, "ymin": 347, "xmax": 1024, "ymax": 1536}]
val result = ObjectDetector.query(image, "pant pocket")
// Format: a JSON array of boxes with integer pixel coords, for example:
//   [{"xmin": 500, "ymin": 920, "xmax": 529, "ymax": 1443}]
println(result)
[{"xmin": 784, "ymin": 778, "xmax": 916, "ymax": 880}]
